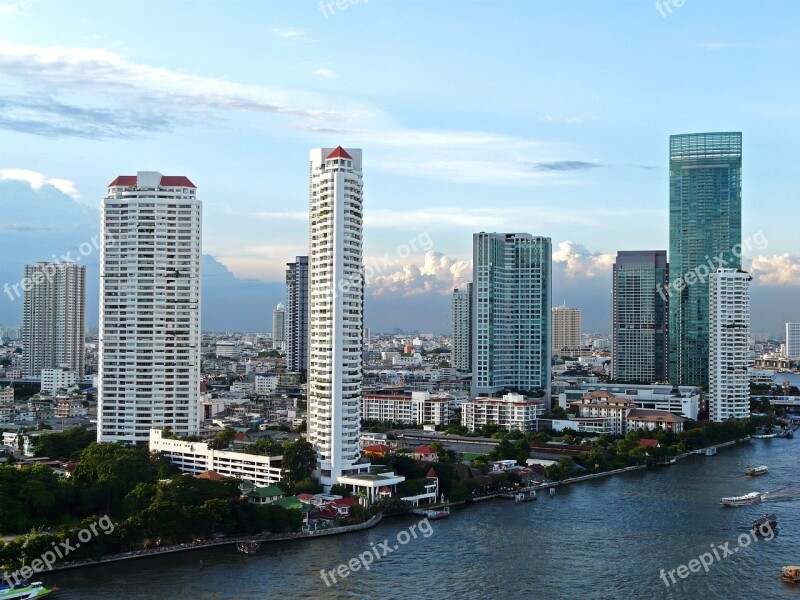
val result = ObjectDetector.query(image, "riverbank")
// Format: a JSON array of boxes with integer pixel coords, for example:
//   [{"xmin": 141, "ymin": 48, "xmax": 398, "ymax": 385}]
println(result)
[
  {"xmin": 43, "ymin": 514, "xmax": 383, "ymax": 575},
  {"xmin": 37, "ymin": 436, "xmax": 754, "ymax": 577}
]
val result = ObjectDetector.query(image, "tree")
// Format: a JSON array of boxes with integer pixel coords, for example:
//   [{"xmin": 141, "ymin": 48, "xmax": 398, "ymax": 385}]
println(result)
[
  {"xmin": 207, "ymin": 428, "xmax": 235, "ymax": 450},
  {"xmin": 281, "ymin": 439, "xmax": 316, "ymax": 485},
  {"xmin": 32, "ymin": 427, "xmax": 95, "ymax": 460},
  {"xmin": 243, "ymin": 438, "xmax": 285, "ymax": 456}
]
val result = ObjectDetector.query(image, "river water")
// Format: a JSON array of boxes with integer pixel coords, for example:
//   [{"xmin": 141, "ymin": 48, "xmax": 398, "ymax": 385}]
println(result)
[{"xmin": 47, "ymin": 439, "xmax": 800, "ymax": 599}]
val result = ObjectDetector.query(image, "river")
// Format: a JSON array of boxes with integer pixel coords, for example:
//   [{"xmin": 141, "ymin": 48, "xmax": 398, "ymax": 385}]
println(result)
[{"xmin": 46, "ymin": 439, "xmax": 800, "ymax": 599}]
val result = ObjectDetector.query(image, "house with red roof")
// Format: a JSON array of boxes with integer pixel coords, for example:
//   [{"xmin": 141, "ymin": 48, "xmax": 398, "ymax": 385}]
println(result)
[
  {"xmin": 363, "ymin": 444, "xmax": 391, "ymax": 458},
  {"xmin": 411, "ymin": 445, "xmax": 438, "ymax": 461}
]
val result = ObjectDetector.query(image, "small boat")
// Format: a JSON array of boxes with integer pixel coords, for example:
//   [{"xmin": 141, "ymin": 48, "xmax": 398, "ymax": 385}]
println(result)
[
  {"xmin": 424, "ymin": 507, "xmax": 451, "ymax": 519},
  {"xmin": 781, "ymin": 566, "xmax": 800, "ymax": 584},
  {"xmin": 752, "ymin": 432, "xmax": 778, "ymax": 439},
  {"xmin": 0, "ymin": 582, "xmax": 57, "ymax": 598},
  {"xmin": 746, "ymin": 465, "xmax": 769, "ymax": 477},
  {"xmin": 720, "ymin": 491, "xmax": 762, "ymax": 506},
  {"xmin": 751, "ymin": 513, "xmax": 777, "ymax": 535},
  {"xmin": 236, "ymin": 541, "xmax": 261, "ymax": 554}
]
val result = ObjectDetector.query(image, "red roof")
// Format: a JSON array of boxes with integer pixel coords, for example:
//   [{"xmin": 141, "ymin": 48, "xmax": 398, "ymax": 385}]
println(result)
[
  {"xmin": 108, "ymin": 175, "xmax": 196, "ymax": 188},
  {"xmin": 326, "ymin": 146, "xmax": 352, "ymax": 160},
  {"xmin": 233, "ymin": 432, "xmax": 248, "ymax": 441},
  {"xmin": 197, "ymin": 470, "xmax": 223, "ymax": 481},
  {"xmin": 639, "ymin": 439, "xmax": 660, "ymax": 448},
  {"xmin": 413, "ymin": 445, "xmax": 436, "ymax": 455},
  {"xmin": 331, "ymin": 497, "xmax": 359, "ymax": 507},
  {"xmin": 379, "ymin": 486, "xmax": 391, "ymax": 493},
  {"xmin": 364, "ymin": 444, "xmax": 390, "ymax": 453},
  {"xmin": 426, "ymin": 467, "xmax": 438, "ymax": 478},
  {"xmin": 296, "ymin": 493, "xmax": 315, "ymax": 502}
]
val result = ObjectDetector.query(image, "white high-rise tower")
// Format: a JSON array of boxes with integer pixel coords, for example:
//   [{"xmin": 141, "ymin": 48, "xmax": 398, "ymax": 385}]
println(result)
[
  {"xmin": 98, "ymin": 172, "xmax": 202, "ymax": 443},
  {"xmin": 307, "ymin": 147, "xmax": 370, "ymax": 488},
  {"xmin": 272, "ymin": 302, "xmax": 286, "ymax": 351},
  {"xmin": 709, "ymin": 269, "xmax": 751, "ymax": 422}
]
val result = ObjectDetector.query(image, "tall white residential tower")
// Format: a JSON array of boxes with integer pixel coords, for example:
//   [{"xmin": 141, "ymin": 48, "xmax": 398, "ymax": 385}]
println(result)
[
  {"xmin": 552, "ymin": 305, "xmax": 582, "ymax": 358},
  {"xmin": 98, "ymin": 172, "xmax": 202, "ymax": 443},
  {"xmin": 451, "ymin": 283, "xmax": 473, "ymax": 375},
  {"xmin": 785, "ymin": 323, "xmax": 800, "ymax": 360},
  {"xmin": 708, "ymin": 269, "xmax": 751, "ymax": 422},
  {"xmin": 272, "ymin": 302, "xmax": 286, "ymax": 351},
  {"xmin": 307, "ymin": 147, "xmax": 370, "ymax": 488}
]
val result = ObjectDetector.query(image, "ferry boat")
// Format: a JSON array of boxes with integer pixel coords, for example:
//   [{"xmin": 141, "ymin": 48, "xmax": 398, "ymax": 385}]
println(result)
[
  {"xmin": 752, "ymin": 432, "xmax": 778, "ymax": 439},
  {"xmin": 0, "ymin": 582, "xmax": 57, "ymax": 598},
  {"xmin": 423, "ymin": 507, "xmax": 451, "ymax": 520},
  {"xmin": 751, "ymin": 513, "xmax": 777, "ymax": 536},
  {"xmin": 746, "ymin": 465, "xmax": 769, "ymax": 476},
  {"xmin": 781, "ymin": 566, "xmax": 800, "ymax": 584},
  {"xmin": 720, "ymin": 491, "xmax": 763, "ymax": 506}
]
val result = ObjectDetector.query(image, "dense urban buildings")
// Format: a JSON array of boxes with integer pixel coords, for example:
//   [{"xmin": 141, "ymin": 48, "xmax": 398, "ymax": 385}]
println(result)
[
  {"xmin": 611, "ymin": 250, "xmax": 669, "ymax": 383},
  {"xmin": 552, "ymin": 305, "xmax": 581, "ymax": 358},
  {"xmin": 786, "ymin": 322, "xmax": 800, "ymax": 359},
  {"xmin": 668, "ymin": 132, "xmax": 742, "ymax": 387},
  {"xmin": 307, "ymin": 147, "xmax": 370, "ymax": 488},
  {"xmin": 98, "ymin": 172, "xmax": 202, "ymax": 443},
  {"xmin": 285, "ymin": 256, "xmax": 309, "ymax": 380},
  {"xmin": 451, "ymin": 283, "xmax": 473, "ymax": 375},
  {"xmin": 22, "ymin": 262, "xmax": 86, "ymax": 377},
  {"xmin": 272, "ymin": 302, "xmax": 286, "ymax": 351},
  {"xmin": 708, "ymin": 269, "xmax": 751, "ymax": 422},
  {"xmin": 472, "ymin": 233, "xmax": 552, "ymax": 398}
]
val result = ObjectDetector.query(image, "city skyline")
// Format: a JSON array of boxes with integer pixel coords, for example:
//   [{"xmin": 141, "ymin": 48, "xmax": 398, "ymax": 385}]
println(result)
[{"xmin": 0, "ymin": 2, "xmax": 798, "ymax": 335}]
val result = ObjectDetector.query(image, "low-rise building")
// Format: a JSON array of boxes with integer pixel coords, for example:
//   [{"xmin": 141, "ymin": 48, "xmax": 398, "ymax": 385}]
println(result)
[
  {"xmin": 462, "ymin": 392, "xmax": 546, "ymax": 433},
  {"xmin": 255, "ymin": 374, "xmax": 279, "ymax": 394},
  {"xmin": 41, "ymin": 367, "xmax": 77, "ymax": 395},
  {"xmin": 149, "ymin": 428, "xmax": 282, "ymax": 486},
  {"xmin": 559, "ymin": 383, "xmax": 701, "ymax": 420},
  {"xmin": 625, "ymin": 409, "xmax": 686, "ymax": 434},
  {"xmin": 245, "ymin": 484, "xmax": 285, "ymax": 505},
  {"xmin": 570, "ymin": 391, "xmax": 688, "ymax": 435},
  {"xmin": 361, "ymin": 391, "xmax": 450, "ymax": 426}
]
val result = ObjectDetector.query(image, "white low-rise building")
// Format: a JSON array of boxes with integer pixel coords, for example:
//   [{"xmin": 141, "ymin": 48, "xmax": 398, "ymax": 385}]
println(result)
[
  {"xmin": 559, "ymin": 383, "xmax": 701, "ymax": 421},
  {"xmin": 255, "ymin": 374, "xmax": 279, "ymax": 394},
  {"xmin": 41, "ymin": 368, "xmax": 77, "ymax": 395},
  {"xmin": 570, "ymin": 391, "xmax": 688, "ymax": 435},
  {"xmin": 361, "ymin": 391, "xmax": 450, "ymax": 426},
  {"xmin": 462, "ymin": 393, "xmax": 545, "ymax": 433},
  {"xmin": 216, "ymin": 341, "xmax": 242, "ymax": 359},
  {"xmin": 149, "ymin": 428, "xmax": 282, "ymax": 486}
]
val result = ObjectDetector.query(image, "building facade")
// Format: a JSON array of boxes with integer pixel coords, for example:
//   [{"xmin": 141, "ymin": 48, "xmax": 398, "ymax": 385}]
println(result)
[
  {"xmin": 708, "ymin": 269, "xmax": 751, "ymax": 422},
  {"xmin": 361, "ymin": 391, "xmax": 450, "ymax": 426},
  {"xmin": 462, "ymin": 392, "xmax": 545, "ymax": 433},
  {"xmin": 41, "ymin": 367, "xmax": 77, "ymax": 395},
  {"xmin": 98, "ymin": 172, "xmax": 202, "ymax": 443},
  {"xmin": 611, "ymin": 250, "xmax": 669, "ymax": 383},
  {"xmin": 285, "ymin": 256, "xmax": 310, "ymax": 380},
  {"xmin": 307, "ymin": 147, "xmax": 370, "ymax": 488},
  {"xmin": 451, "ymin": 283, "xmax": 473, "ymax": 375},
  {"xmin": 552, "ymin": 305, "xmax": 581, "ymax": 358},
  {"xmin": 786, "ymin": 323, "xmax": 800, "ymax": 360},
  {"xmin": 669, "ymin": 132, "xmax": 742, "ymax": 387},
  {"xmin": 472, "ymin": 233, "xmax": 552, "ymax": 398},
  {"xmin": 272, "ymin": 303, "xmax": 286, "ymax": 351},
  {"xmin": 22, "ymin": 262, "xmax": 86, "ymax": 377}
]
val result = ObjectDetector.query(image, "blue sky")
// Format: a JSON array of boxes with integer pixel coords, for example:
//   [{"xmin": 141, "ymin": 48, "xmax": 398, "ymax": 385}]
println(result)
[{"xmin": 0, "ymin": 0, "xmax": 798, "ymax": 333}]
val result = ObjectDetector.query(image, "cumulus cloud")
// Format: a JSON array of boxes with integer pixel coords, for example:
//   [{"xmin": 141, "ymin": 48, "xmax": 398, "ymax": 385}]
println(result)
[
  {"xmin": 368, "ymin": 251, "xmax": 471, "ymax": 298},
  {"xmin": 0, "ymin": 168, "xmax": 80, "ymax": 198},
  {"xmin": 552, "ymin": 241, "xmax": 615, "ymax": 279},
  {"xmin": 749, "ymin": 254, "xmax": 800, "ymax": 286},
  {"xmin": 314, "ymin": 67, "xmax": 336, "ymax": 79}
]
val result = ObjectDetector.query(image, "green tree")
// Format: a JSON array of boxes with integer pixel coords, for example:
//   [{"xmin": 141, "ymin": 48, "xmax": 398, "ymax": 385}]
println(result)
[
  {"xmin": 281, "ymin": 439, "xmax": 316, "ymax": 485},
  {"xmin": 207, "ymin": 428, "xmax": 236, "ymax": 450}
]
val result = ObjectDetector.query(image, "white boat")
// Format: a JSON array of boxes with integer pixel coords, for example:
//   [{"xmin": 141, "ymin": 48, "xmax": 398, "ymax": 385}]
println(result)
[
  {"xmin": 746, "ymin": 465, "xmax": 769, "ymax": 476},
  {"xmin": 753, "ymin": 432, "xmax": 778, "ymax": 439},
  {"xmin": 720, "ymin": 491, "xmax": 763, "ymax": 506}
]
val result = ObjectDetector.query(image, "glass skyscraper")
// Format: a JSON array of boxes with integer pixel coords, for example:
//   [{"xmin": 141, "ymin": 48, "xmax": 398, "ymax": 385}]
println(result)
[
  {"xmin": 612, "ymin": 251, "xmax": 669, "ymax": 383},
  {"xmin": 471, "ymin": 233, "xmax": 551, "ymax": 398},
  {"xmin": 668, "ymin": 132, "xmax": 742, "ymax": 387}
]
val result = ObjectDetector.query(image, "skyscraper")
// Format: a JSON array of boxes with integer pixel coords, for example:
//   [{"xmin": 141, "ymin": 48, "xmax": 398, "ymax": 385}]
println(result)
[
  {"xmin": 98, "ymin": 172, "xmax": 202, "ymax": 443},
  {"xmin": 785, "ymin": 323, "xmax": 800, "ymax": 360},
  {"xmin": 611, "ymin": 251, "xmax": 669, "ymax": 383},
  {"xmin": 307, "ymin": 147, "xmax": 370, "ymax": 488},
  {"xmin": 708, "ymin": 269, "xmax": 751, "ymax": 421},
  {"xmin": 272, "ymin": 303, "xmax": 286, "ymax": 351},
  {"xmin": 22, "ymin": 262, "xmax": 86, "ymax": 377},
  {"xmin": 451, "ymin": 283, "xmax": 473, "ymax": 375},
  {"xmin": 285, "ymin": 256, "xmax": 309, "ymax": 380},
  {"xmin": 669, "ymin": 132, "xmax": 742, "ymax": 386},
  {"xmin": 552, "ymin": 305, "xmax": 582, "ymax": 358},
  {"xmin": 472, "ymin": 233, "xmax": 551, "ymax": 398}
]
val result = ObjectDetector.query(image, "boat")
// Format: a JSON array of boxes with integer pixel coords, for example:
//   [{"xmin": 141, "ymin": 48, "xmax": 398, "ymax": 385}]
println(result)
[
  {"xmin": 752, "ymin": 432, "xmax": 778, "ymax": 439},
  {"xmin": 720, "ymin": 491, "xmax": 763, "ymax": 506},
  {"xmin": 704, "ymin": 447, "xmax": 717, "ymax": 456},
  {"xmin": 751, "ymin": 513, "xmax": 777, "ymax": 536},
  {"xmin": 0, "ymin": 582, "xmax": 57, "ymax": 598},
  {"xmin": 235, "ymin": 541, "xmax": 260, "ymax": 554},
  {"xmin": 781, "ymin": 566, "xmax": 800, "ymax": 584},
  {"xmin": 746, "ymin": 465, "xmax": 769, "ymax": 476}
]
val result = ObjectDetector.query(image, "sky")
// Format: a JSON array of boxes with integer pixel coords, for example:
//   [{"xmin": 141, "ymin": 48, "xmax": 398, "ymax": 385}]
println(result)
[{"xmin": 0, "ymin": 0, "xmax": 798, "ymax": 335}]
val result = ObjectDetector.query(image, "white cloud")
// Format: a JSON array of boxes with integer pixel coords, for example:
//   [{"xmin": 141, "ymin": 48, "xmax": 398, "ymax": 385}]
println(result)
[
  {"xmin": 541, "ymin": 115, "xmax": 585, "ymax": 124},
  {"xmin": 369, "ymin": 251, "xmax": 471, "ymax": 298},
  {"xmin": 0, "ymin": 168, "xmax": 80, "ymax": 198},
  {"xmin": 272, "ymin": 28, "xmax": 310, "ymax": 39},
  {"xmin": 749, "ymin": 254, "xmax": 800, "ymax": 286},
  {"xmin": 314, "ymin": 67, "xmax": 336, "ymax": 79},
  {"xmin": 552, "ymin": 241, "xmax": 614, "ymax": 279}
]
